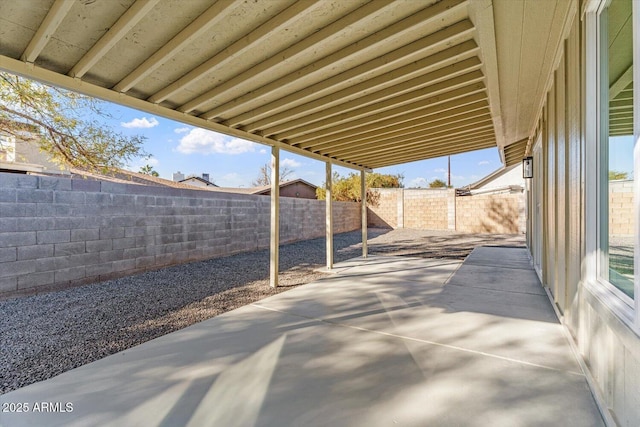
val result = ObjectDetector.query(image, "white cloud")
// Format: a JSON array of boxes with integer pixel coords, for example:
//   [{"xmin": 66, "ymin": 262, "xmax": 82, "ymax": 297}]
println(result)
[
  {"xmin": 259, "ymin": 148, "xmax": 267, "ymax": 154},
  {"xmin": 281, "ymin": 158, "xmax": 301, "ymax": 168},
  {"xmin": 121, "ymin": 117, "xmax": 159, "ymax": 129},
  {"xmin": 174, "ymin": 127, "xmax": 190, "ymax": 134},
  {"xmin": 408, "ymin": 177, "xmax": 429, "ymax": 188},
  {"xmin": 434, "ymin": 168, "xmax": 447, "ymax": 173},
  {"xmin": 478, "ymin": 160, "xmax": 490, "ymax": 165},
  {"xmin": 176, "ymin": 128, "xmax": 256, "ymax": 155}
]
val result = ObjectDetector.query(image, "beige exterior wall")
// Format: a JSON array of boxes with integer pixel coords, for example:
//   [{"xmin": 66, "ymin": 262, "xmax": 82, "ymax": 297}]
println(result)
[
  {"xmin": 525, "ymin": 7, "xmax": 640, "ymax": 426},
  {"xmin": 5, "ymin": 137, "xmax": 70, "ymax": 175}
]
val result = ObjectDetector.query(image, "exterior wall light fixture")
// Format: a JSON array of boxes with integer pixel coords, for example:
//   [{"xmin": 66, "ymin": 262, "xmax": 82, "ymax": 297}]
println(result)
[{"xmin": 523, "ymin": 156, "xmax": 533, "ymax": 179}]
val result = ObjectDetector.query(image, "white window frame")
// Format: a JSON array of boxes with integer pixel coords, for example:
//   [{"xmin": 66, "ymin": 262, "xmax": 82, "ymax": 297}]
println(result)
[{"xmin": 584, "ymin": 0, "xmax": 640, "ymax": 331}]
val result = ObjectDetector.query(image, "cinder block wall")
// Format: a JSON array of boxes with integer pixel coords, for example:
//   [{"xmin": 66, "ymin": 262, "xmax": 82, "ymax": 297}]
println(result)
[
  {"xmin": 367, "ymin": 188, "xmax": 398, "ymax": 228},
  {"xmin": 609, "ymin": 180, "xmax": 634, "ymax": 236},
  {"xmin": 455, "ymin": 193, "xmax": 525, "ymax": 234},
  {"xmin": 404, "ymin": 189, "xmax": 451, "ymax": 229},
  {"xmin": 0, "ymin": 173, "xmax": 360, "ymax": 296},
  {"xmin": 367, "ymin": 187, "xmax": 525, "ymax": 233}
]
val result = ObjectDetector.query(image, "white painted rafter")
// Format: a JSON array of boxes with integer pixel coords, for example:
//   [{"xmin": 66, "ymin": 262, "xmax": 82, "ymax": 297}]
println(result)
[
  {"xmin": 291, "ymin": 93, "xmax": 489, "ymax": 148},
  {"xmin": 149, "ymin": 0, "xmax": 322, "ymax": 105},
  {"xmin": 248, "ymin": 57, "xmax": 482, "ymax": 137},
  {"xmin": 304, "ymin": 101, "xmax": 490, "ymax": 151},
  {"xmin": 324, "ymin": 113, "xmax": 493, "ymax": 157},
  {"xmin": 610, "ymin": 65, "xmax": 633, "ymax": 100},
  {"xmin": 199, "ymin": 0, "xmax": 468, "ymax": 120},
  {"xmin": 69, "ymin": 0, "xmax": 160, "ymax": 78},
  {"xmin": 235, "ymin": 38, "xmax": 480, "ymax": 131},
  {"xmin": 186, "ymin": 0, "xmax": 397, "ymax": 118},
  {"xmin": 327, "ymin": 121, "xmax": 495, "ymax": 159},
  {"xmin": 20, "ymin": 0, "xmax": 74, "ymax": 63},
  {"xmin": 289, "ymin": 85, "xmax": 488, "ymax": 147},
  {"xmin": 271, "ymin": 73, "xmax": 486, "ymax": 140},
  {"xmin": 113, "ymin": 0, "xmax": 237, "ymax": 93},
  {"xmin": 227, "ymin": 23, "xmax": 477, "ymax": 129},
  {"xmin": 361, "ymin": 136, "xmax": 496, "ymax": 167}
]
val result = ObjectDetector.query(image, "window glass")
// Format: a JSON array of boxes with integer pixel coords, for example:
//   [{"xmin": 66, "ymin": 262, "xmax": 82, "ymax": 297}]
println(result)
[{"xmin": 600, "ymin": 0, "xmax": 634, "ymax": 299}]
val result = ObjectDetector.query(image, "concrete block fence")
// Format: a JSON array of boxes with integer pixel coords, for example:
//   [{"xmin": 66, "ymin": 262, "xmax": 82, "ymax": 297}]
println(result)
[
  {"xmin": 455, "ymin": 192, "xmax": 525, "ymax": 234},
  {"xmin": 609, "ymin": 180, "xmax": 634, "ymax": 236},
  {"xmin": 367, "ymin": 187, "xmax": 525, "ymax": 234},
  {"xmin": 0, "ymin": 173, "xmax": 360, "ymax": 296}
]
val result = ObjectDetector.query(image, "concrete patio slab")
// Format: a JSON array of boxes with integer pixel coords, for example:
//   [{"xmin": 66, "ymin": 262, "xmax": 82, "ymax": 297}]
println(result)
[
  {"xmin": 463, "ymin": 246, "xmax": 534, "ymax": 270},
  {"xmin": 0, "ymin": 247, "xmax": 604, "ymax": 427},
  {"xmin": 446, "ymin": 263, "xmax": 545, "ymax": 295}
]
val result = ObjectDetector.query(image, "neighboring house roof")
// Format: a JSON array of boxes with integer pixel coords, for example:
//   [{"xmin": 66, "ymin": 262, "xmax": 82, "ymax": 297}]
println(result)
[
  {"xmin": 68, "ymin": 168, "xmax": 210, "ymax": 190},
  {"xmin": 463, "ymin": 163, "xmax": 521, "ymax": 190},
  {"xmin": 250, "ymin": 178, "xmax": 318, "ymax": 195},
  {"xmin": 26, "ymin": 167, "xmax": 317, "ymax": 197},
  {"xmin": 179, "ymin": 176, "xmax": 218, "ymax": 187},
  {"xmin": 0, "ymin": 160, "xmax": 48, "ymax": 174},
  {"xmin": 456, "ymin": 164, "xmax": 524, "ymax": 196}
]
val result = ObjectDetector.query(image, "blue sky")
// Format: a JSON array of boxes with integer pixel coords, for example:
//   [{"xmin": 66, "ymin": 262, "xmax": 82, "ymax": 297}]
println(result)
[
  {"xmin": 106, "ymin": 103, "xmax": 503, "ymax": 188},
  {"xmin": 609, "ymin": 136, "xmax": 635, "ymax": 178}
]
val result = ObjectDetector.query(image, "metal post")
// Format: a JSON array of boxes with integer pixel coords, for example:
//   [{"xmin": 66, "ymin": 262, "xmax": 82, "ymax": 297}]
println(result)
[
  {"xmin": 361, "ymin": 170, "xmax": 368, "ymax": 258},
  {"xmin": 270, "ymin": 146, "xmax": 280, "ymax": 287},
  {"xmin": 326, "ymin": 162, "xmax": 333, "ymax": 270}
]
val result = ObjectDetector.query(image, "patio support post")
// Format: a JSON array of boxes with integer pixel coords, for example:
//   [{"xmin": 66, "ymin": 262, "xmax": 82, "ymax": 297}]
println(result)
[
  {"xmin": 270, "ymin": 146, "xmax": 280, "ymax": 287},
  {"xmin": 326, "ymin": 161, "xmax": 333, "ymax": 270},
  {"xmin": 361, "ymin": 170, "xmax": 368, "ymax": 258}
]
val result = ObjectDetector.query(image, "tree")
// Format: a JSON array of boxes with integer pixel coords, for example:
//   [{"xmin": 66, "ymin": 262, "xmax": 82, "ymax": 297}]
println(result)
[
  {"xmin": 428, "ymin": 178, "xmax": 447, "ymax": 188},
  {"xmin": 252, "ymin": 163, "xmax": 294, "ymax": 186},
  {"xmin": 609, "ymin": 170, "xmax": 629, "ymax": 181},
  {"xmin": 139, "ymin": 164, "xmax": 159, "ymax": 177},
  {"xmin": 316, "ymin": 172, "xmax": 403, "ymax": 205},
  {"xmin": 0, "ymin": 71, "xmax": 146, "ymax": 172}
]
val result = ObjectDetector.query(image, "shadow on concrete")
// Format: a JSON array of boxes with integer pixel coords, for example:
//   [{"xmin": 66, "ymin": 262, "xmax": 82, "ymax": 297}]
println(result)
[
  {"xmin": 0, "ymin": 247, "xmax": 604, "ymax": 427},
  {"xmin": 0, "ymin": 228, "xmax": 520, "ymax": 397},
  {"xmin": 366, "ymin": 229, "xmax": 525, "ymax": 260}
]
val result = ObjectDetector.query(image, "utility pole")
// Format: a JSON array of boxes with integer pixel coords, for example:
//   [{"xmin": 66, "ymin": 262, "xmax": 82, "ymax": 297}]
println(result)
[{"xmin": 447, "ymin": 155, "xmax": 451, "ymax": 188}]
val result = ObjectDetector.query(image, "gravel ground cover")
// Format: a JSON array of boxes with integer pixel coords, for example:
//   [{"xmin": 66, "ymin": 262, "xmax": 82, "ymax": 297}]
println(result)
[{"xmin": 1, "ymin": 228, "xmax": 524, "ymax": 395}]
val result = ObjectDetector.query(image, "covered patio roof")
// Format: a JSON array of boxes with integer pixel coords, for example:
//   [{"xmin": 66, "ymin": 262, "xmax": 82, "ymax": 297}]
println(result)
[{"xmin": 0, "ymin": 0, "xmax": 575, "ymax": 170}]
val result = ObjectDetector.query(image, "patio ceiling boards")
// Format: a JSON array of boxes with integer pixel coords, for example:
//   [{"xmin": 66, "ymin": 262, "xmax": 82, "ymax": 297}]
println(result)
[{"xmin": 0, "ymin": 0, "xmax": 506, "ymax": 170}]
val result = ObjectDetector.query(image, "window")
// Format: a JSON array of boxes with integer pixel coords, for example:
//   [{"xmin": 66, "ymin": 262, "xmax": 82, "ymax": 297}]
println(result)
[
  {"xmin": 0, "ymin": 134, "xmax": 16, "ymax": 162},
  {"xmin": 597, "ymin": 0, "xmax": 635, "ymax": 301}
]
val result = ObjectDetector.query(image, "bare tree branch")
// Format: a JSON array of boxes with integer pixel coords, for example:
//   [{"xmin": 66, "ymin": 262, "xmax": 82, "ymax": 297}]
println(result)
[{"xmin": 0, "ymin": 71, "xmax": 146, "ymax": 172}]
